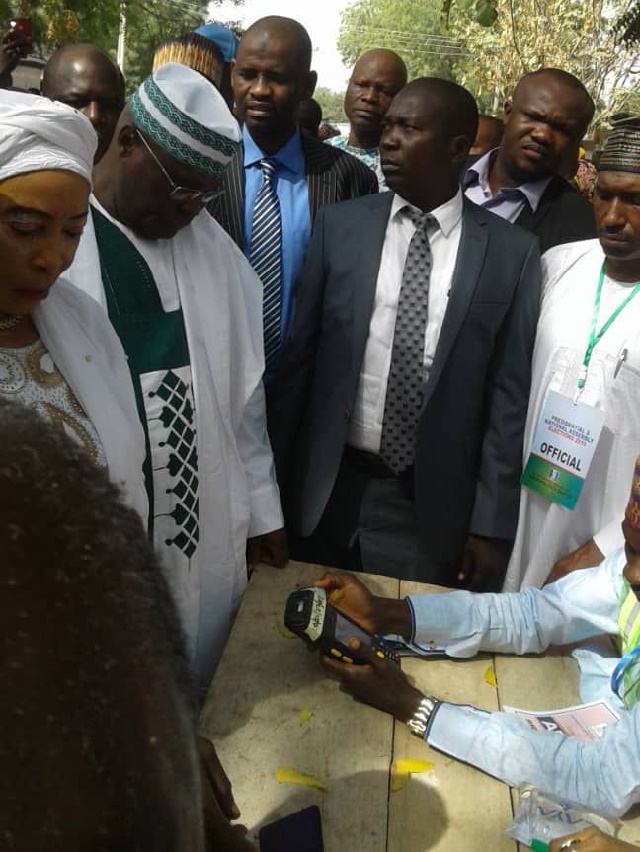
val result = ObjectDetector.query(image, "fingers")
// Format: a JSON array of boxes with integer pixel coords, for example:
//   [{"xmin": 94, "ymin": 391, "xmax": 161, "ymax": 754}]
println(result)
[
  {"xmin": 457, "ymin": 552, "xmax": 473, "ymax": 586},
  {"xmin": 314, "ymin": 570, "xmax": 347, "ymax": 589},
  {"xmin": 347, "ymin": 637, "xmax": 380, "ymax": 664},
  {"xmin": 198, "ymin": 737, "xmax": 240, "ymax": 820},
  {"xmin": 321, "ymin": 639, "xmax": 381, "ymax": 679},
  {"xmin": 468, "ymin": 562, "xmax": 490, "ymax": 591},
  {"xmin": 549, "ymin": 828, "xmax": 602, "ymax": 851}
]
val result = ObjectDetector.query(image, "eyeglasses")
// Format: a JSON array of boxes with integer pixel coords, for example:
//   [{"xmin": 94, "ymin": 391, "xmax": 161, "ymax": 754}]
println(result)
[{"xmin": 135, "ymin": 129, "xmax": 223, "ymax": 205}]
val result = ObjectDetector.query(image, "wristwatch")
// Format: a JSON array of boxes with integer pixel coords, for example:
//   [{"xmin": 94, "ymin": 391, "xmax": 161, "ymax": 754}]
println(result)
[{"xmin": 407, "ymin": 695, "xmax": 439, "ymax": 738}]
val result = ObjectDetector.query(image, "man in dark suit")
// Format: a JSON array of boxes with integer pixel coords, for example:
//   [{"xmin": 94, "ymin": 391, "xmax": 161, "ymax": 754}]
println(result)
[
  {"xmin": 270, "ymin": 78, "xmax": 541, "ymax": 591},
  {"xmin": 464, "ymin": 68, "xmax": 596, "ymax": 253},
  {"xmin": 208, "ymin": 16, "xmax": 377, "ymax": 382}
]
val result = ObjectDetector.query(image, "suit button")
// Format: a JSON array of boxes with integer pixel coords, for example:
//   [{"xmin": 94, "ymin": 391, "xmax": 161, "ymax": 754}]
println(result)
[{"xmin": 343, "ymin": 408, "xmax": 351, "ymax": 422}]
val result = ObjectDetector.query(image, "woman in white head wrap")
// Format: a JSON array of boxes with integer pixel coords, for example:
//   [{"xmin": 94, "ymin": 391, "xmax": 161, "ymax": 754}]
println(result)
[{"xmin": 0, "ymin": 90, "xmax": 147, "ymax": 522}]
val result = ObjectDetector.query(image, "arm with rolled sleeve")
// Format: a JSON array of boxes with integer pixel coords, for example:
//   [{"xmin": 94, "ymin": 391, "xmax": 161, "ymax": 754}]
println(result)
[
  {"xmin": 408, "ymin": 550, "xmax": 622, "ymax": 657},
  {"xmin": 407, "ymin": 551, "xmax": 633, "ymax": 816},
  {"xmin": 426, "ymin": 700, "xmax": 640, "ymax": 817}
]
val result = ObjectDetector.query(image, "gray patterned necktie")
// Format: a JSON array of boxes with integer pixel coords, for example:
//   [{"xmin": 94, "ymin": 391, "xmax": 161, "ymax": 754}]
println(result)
[
  {"xmin": 250, "ymin": 157, "xmax": 282, "ymax": 374},
  {"xmin": 379, "ymin": 208, "xmax": 435, "ymax": 475}
]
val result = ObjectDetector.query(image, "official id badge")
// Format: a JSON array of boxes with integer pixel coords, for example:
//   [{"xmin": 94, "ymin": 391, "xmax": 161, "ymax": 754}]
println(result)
[{"xmin": 521, "ymin": 390, "xmax": 605, "ymax": 510}]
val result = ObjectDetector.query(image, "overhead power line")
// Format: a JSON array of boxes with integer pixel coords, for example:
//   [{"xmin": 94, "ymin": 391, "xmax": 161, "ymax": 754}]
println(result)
[{"xmin": 339, "ymin": 25, "xmax": 469, "ymax": 56}]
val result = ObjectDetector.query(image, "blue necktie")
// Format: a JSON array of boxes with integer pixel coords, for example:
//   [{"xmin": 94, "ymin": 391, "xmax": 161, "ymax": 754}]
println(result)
[
  {"xmin": 250, "ymin": 158, "xmax": 282, "ymax": 375},
  {"xmin": 379, "ymin": 209, "xmax": 435, "ymax": 475}
]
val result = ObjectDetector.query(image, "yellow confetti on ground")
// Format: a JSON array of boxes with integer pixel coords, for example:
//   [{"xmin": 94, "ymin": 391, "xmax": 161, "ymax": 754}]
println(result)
[
  {"xmin": 274, "ymin": 618, "xmax": 295, "ymax": 639},
  {"xmin": 391, "ymin": 758, "xmax": 435, "ymax": 792},
  {"xmin": 299, "ymin": 707, "xmax": 313, "ymax": 725},
  {"xmin": 484, "ymin": 664, "xmax": 497, "ymax": 686},
  {"xmin": 276, "ymin": 767, "xmax": 326, "ymax": 791}
]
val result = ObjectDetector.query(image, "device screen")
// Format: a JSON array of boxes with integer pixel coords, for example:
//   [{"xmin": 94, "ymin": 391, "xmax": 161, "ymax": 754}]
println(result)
[{"xmin": 333, "ymin": 611, "xmax": 373, "ymax": 646}]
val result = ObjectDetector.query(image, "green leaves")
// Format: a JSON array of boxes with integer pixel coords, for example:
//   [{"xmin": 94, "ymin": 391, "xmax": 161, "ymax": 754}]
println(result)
[
  {"xmin": 2, "ymin": 0, "xmax": 239, "ymax": 88},
  {"xmin": 474, "ymin": 0, "xmax": 498, "ymax": 26}
]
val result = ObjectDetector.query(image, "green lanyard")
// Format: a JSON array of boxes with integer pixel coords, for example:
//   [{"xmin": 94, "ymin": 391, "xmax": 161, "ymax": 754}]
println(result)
[{"xmin": 577, "ymin": 261, "xmax": 640, "ymax": 390}]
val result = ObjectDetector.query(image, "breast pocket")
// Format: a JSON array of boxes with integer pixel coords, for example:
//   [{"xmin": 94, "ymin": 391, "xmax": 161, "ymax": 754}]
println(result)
[{"xmin": 606, "ymin": 355, "xmax": 640, "ymax": 439}]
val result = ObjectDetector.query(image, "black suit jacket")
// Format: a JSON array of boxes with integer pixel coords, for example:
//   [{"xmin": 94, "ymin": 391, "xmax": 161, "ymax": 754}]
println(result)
[
  {"xmin": 209, "ymin": 131, "xmax": 379, "ymax": 248},
  {"xmin": 513, "ymin": 174, "xmax": 597, "ymax": 253},
  {"xmin": 270, "ymin": 193, "xmax": 542, "ymax": 573},
  {"xmin": 464, "ymin": 155, "xmax": 596, "ymax": 253}
]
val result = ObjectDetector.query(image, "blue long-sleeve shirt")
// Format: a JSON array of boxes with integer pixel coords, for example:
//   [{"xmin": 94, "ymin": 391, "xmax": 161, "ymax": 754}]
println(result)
[{"xmin": 407, "ymin": 549, "xmax": 640, "ymax": 817}]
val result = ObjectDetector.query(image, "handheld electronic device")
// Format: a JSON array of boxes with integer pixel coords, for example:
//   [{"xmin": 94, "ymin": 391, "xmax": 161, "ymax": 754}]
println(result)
[{"xmin": 284, "ymin": 586, "xmax": 400, "ymax": 664}]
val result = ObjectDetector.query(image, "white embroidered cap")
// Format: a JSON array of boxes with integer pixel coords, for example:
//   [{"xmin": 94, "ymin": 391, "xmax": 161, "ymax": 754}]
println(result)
[{"xmin": 129, "ymin": 61, "xmax": 241, "ymax": 178}]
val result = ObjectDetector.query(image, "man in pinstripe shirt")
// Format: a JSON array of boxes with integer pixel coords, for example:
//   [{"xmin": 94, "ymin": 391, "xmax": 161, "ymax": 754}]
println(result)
[{"xmin": 209, "ymin": 16, "xmax": 378, "ymax": 382}]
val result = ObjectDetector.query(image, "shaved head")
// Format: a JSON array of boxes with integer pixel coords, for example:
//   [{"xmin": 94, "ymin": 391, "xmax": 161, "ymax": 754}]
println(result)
[
  {"xmin": 512, "ymin": 68, "xmax": 594, "ymax": 132},
  {"xmin": 241, "ymin": 15, "xmax": 312, "ymax": 73},
  {"xmin": 496, "ymin": 67, "xmax": 595, "ymax": 184},
  {"xmin": 345, "ymin": 47, "xmax": 408, "ymax": 147},
  {"xmin": 351, "ymin": 48, "xmax": 407, "ymax": 86},
  {"xmin": 41, "ymin": 43, "xmax": 125, "ymax": 163},
  {"xmin": 232, "ymin": 15, "xmax": 317, "ymax": 153}
]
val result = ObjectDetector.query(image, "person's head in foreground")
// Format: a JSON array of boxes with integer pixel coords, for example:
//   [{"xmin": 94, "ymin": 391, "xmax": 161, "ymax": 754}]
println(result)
[
  {"xmin": 40, "ymin": 43, "xmax": 125, "ymax": 164},
  {"xmin": 497, "ymin": 68, "xmax": 594, "ymax": 184},
  {"xmin": 0, "ymin": 401, "xmax": 204, "ymax": 852},
  {"xmin": 0, "ymin": 88, "xmax": 95, "ymax": 319},
  {"xmin": 380, "ymin": 76, "xmax": 478, "ymax": 212},
  {"xmin": 343, "ymin": 48, "xmax": 408, "ymax": 149},
  {"xmin": 153, "ymin": 31, "xmax": 225, "ymax": 88},
  {"xmin": 593, "ymin": 116, "xmax": 640, "ymax": 283},
  {"xmin": 232, "ymin": 16, "xmax": 317, "ymax": 155},
  {"xmin": 470, "ymin": 114, "xmax": 504, "ymax": 157},
  {"xmin": 94, "ymin": 62, "xmax": 241, "ymax": 241}
]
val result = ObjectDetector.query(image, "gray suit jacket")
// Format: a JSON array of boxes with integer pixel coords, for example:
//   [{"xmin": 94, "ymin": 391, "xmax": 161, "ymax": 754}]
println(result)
[
  {"xmin": 270, "ymin": 193, "xmax": 542, "ymax": 573},
  {"xmin": 208, "ymin": 131, "xmax": 378, "ymax": 248}
]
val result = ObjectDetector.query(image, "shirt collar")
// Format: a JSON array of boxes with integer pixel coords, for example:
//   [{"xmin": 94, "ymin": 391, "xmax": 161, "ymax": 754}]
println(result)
[
  {"xmin": 463, "ymin": 148, "xmax": 551, "ymax": 213},
  {"xmin": 392, "ymin": 187, "xmax": 463, "ymax": 238},
  {"xmin": 242, "ymin": 124, "xmax": 305, "ymax": 176}
]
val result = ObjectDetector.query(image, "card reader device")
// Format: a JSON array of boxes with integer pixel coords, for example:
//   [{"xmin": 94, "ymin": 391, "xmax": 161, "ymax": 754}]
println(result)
[{"xmin": 284, "ymin": 586, "xmax": 400, "ymax": 664}]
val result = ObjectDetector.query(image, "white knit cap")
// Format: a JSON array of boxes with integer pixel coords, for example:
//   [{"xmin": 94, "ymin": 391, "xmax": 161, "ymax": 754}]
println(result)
[
  {"xmin": 0, "ymin": 89, "xmax": 97, "ymax": 184},
  {"xmin": 130, "ymin": 61, "xmax": 241, "ymax": 178}
]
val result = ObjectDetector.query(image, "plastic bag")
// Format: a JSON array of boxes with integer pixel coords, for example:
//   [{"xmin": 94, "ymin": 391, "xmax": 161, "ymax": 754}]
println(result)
[{"xmin": 506, "ymin": 785, "xmax": 619, "ymax": 848}]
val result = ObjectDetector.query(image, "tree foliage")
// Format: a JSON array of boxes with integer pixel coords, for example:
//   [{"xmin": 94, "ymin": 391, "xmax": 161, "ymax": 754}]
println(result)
[
  {"xmin": 2, "ymin": 0, "xmax": 244, "ymax": 87},
  {"xmin": 314, "ymin": 86, "xmax": 346, "ymax": 124},
  {"xmin": 338, "ymin": 0, "xmax": 464, "ymax": 81},
  {"xmin": 451, "ymin": 0, "xmax": 640, "ymax": 128},
  {"xmin": 615, "ymin": 0, "xmax": 640, "ymax": 44},
  {"xmin": 339, "ymin": 0, "xmax": 640, "ymax": 129}
]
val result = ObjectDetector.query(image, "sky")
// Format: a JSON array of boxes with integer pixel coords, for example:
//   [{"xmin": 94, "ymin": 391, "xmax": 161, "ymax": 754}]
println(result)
[{"xmin": 207, "ymin": 0, "xmax": 352, "ymax": 91}]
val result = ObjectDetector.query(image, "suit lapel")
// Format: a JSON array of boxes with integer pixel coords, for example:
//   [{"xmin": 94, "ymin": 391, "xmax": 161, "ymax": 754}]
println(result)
[
  {"xmin": 423, "ymin": 202, "xmax": 488, "ymax": 407},
  {"xmin": 350, "ymin": 193, "xmax": 394, "ymax": 371}
]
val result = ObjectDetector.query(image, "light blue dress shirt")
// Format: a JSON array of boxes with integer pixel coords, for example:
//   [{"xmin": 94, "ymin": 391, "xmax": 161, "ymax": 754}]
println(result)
[
  {"xmin": 406, "ymin": 549, "xmax": 640, "ymax": 817},
  {"xmin": 463, "ymin": 148, "xmax": 552, "ymax": 223},
  {"xmin": 242, "ymin": 126, "xmax": 310, "ymax": 378}
]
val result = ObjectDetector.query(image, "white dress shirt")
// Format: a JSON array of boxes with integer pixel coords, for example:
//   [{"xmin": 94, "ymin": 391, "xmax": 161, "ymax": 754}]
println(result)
[{"xmin": 348, "ymin": 189, "xmax": 464, "ymax": 453}]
